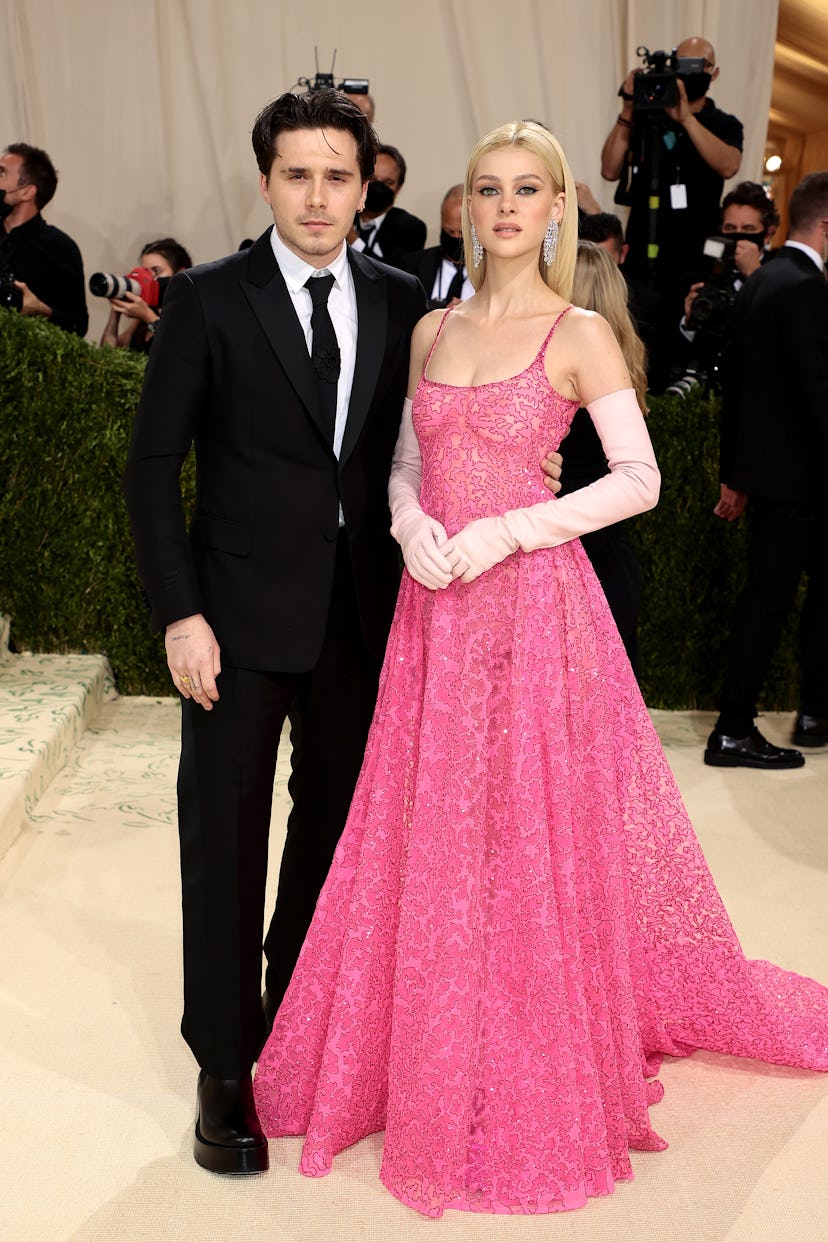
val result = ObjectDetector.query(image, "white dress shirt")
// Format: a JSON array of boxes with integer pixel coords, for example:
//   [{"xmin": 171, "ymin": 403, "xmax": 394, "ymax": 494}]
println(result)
[
  {"xmin": 430, "ymin": 257, "xmax": 473, "ymax": 303},
  {"xmin": 269, "ymin": 225, "xmax": 357, "ymax": 463},
  {"xmin": 351, "ymin": 211, "xmax": 387, "ymax": 259}
]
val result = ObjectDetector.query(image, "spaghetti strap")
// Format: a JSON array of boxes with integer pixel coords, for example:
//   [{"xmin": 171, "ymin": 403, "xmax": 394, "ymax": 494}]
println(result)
[
  {"xmin": 536, "ymin": 304, "xmax": 573, "ymax": 363},
  {"xmin": 423, "ymin": 306, "xmax": 455, "ymax": 372}
]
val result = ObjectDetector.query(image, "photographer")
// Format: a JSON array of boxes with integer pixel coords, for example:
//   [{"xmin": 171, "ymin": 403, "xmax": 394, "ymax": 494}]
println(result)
[
  {"xmin": 0, "ymin": 143, "xmax": 88, "ymax": 336},
  {"xmin": 670, "ymin": 182, "xmax": 778, "ymax": 393},
  {"xmin": 98, "ymin": 238, "xmax": 192, "ymax": 352},
  {"xmin": 601, "ymin": 37, "xmax": 742, "ymax": 306},
  {"xmin": 682, "ymin": 181, "xmax": 778, "ymax": 329}
]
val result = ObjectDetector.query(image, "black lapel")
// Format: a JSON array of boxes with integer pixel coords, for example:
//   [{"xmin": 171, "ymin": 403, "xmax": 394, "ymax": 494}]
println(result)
[
  {"xmin": 239, "ymin": 229, "xmax": 331, "ymax": 446},
  {"xmin": 340, "ymin": 247, "xmax": 388, "ymax": 466}
]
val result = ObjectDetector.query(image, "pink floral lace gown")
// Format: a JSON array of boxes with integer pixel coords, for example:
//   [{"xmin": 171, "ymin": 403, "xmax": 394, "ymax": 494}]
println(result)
[{"xmin": 254, "ymin": 309, "xmax": 828, "ymax": 1217}]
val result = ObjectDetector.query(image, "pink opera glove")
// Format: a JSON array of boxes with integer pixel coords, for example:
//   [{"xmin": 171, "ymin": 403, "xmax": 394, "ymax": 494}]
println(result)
[
  {"xmin": 449, "ymin": 388, "xmax": 660, "ymax": 583},
  {"xmin": 389, "ymin": 397, "xmax": 454, "ymax": 590}
]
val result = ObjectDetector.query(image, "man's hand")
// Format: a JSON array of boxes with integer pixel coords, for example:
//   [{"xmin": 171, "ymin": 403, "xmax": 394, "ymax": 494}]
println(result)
[
  {"xmin": 165, "ymin": 613, "xmax": 221, "ymax": 709},
  {"xmin": 733, "ymin": 240, "xmax": 762, "ymax": 279},
  {"xmin": 713, "ymin": 484, "xmax": 747, "ymax": 522},
  {"xmin": 575, "ymin": 182, "xmax": 602, "ymax": 215},
  {"xmin": 541, "ymin": 449, "xmax": 563, "ymax": 494},
  {"xmin": 111, "ymin": 290, "xmax": 158, "ymax": 324},
  {"xmin": 683, "ymin": 281, "xmax": 704, "ymax": 326},
  {"xmin": 14, "ymin": 280, "xmax": 52, "ymax": 318}
]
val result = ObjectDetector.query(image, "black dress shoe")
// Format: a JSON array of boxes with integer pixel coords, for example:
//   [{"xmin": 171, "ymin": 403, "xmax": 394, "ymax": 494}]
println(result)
[
  {"xmin": 704, "ymin": 726, "xmax": 805, "ymax": 770},
  {"xmin": 194, "ymin": 1071, "xmax": 269, "ymax": 1174},
  {"xmin": 792, "ymin": 714, "xmax": 828, "ymax": 748}
]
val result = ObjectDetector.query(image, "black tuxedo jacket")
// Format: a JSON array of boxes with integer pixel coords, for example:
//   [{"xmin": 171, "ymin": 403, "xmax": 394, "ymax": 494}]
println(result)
[
  {"xmin": 367, "ymin": 206, "xmax": 427, "ymax": 268},
  {"xmin": 722, "ymin": 245, "xmax": 828, "ymax": 502},
  {"xmin": 124, "ymin": 228, "xmax": 426, "ymax": 671}
]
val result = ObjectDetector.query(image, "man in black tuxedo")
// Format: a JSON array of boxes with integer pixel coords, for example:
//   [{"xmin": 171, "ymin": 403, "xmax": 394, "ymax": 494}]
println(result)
[
  {"xmin": 705, "ymin": 171, "xmax": 828, "ymax": 768},
  {"xmin": 123, "ymin": 90, "xmax": 427, "ymax": 1174},
  {"xmin": 351, "ymin": 143, "xmax": 427, "ymax": 268},
  {"xmin": 404, "ymin": 184, "xmax": 473, "ymax": 309}
]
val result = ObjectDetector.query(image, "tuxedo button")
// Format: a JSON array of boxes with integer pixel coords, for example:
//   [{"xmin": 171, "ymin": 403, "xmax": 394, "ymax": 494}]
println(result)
[{"xmin": 323, "ymin": 527, "xmax": 338, "ymax": 542}]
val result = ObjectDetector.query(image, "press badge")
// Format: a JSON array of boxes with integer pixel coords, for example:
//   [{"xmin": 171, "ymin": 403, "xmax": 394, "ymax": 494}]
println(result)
[{"xmin": 670, "ymin": 183, "xmax": 688, "ymax": 210}]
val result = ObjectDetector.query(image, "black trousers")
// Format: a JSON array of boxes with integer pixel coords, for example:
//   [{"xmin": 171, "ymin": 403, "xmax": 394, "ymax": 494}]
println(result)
[
  {"xmin": 177, "ymin": 532, "xmax": 382, "ymax": 1076},
  {"xmin": 716, "ymin": 497, "xmax": 828, "ymax": 737}
]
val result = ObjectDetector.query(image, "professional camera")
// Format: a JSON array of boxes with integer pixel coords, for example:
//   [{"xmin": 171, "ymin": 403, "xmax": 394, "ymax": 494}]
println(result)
[
  {"xmin": 0, "ymin": 270, "xmax": 23, "ymax": 311},
  {"xmin": 296, "ymin": 49, "xmax": 368, "ymax": 100},
  {"xmin": 88, "ymin": 266, "xmax": 170, "ymax": 309},
  {"xmin": 633, "ymin": 45, "xmax": 708, "ymax": 111},
  {"xmin": 685, "ymin": 236, "xmax": 739, "ymax": 338}
]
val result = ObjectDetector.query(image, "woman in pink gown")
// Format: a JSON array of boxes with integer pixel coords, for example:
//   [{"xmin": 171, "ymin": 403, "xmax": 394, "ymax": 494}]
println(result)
[{"xmin": 254, "ymin": 122, "xmax": 828, "ymax": 1217}]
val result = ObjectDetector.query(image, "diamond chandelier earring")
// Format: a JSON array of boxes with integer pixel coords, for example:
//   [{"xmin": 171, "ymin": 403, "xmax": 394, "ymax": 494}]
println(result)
[
  {"xmin": 543, "ymin": 218, "xmax": 559, "ymax": 266},
  {"xmin": 471, "ymin": 223, "xmax": 484, "ymax": 269}
]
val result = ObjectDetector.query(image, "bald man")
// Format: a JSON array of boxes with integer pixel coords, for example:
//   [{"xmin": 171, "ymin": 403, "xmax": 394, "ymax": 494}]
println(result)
[
  {"xmin": 403, "ymin": 184, "xmax": 474, "ymax": 309},
  {"xmin": 600, "ymin": 36, "xmax": 742, "ymax": 308}
]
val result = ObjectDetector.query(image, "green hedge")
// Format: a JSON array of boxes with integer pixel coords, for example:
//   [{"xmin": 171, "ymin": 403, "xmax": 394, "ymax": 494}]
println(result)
[{"xmin": 0, "ymin": 310, "xmax": 800, "ymax": 707}]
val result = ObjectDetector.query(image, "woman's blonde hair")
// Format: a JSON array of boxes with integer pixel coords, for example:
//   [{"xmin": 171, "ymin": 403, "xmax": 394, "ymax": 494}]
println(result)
[
  {"xmin": 461, "ymin": 121, "xmax": 577, "ymax": 300},
  {"xmin": 571, "ymin": 241, "xmax": 649, "ymax": 413}
]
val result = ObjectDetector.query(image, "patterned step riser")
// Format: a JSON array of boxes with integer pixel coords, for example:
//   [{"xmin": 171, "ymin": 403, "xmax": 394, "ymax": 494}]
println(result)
[{"xmin": 0, "ymin": 647, "xmax": 113, "ymax": 859}]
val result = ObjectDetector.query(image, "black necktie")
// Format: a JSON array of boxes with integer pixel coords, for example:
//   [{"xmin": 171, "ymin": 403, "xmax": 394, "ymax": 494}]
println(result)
[
  {"xmin": 356, "ymin": 222, "xmax": 376, "ymax": 252},
  {"xmin": 304, "ymin": 273, "xmax": 340, "ymax": 443},
  {"xmin": 446, "ymin": 263, "xmax": 466, "ymax": 302}
]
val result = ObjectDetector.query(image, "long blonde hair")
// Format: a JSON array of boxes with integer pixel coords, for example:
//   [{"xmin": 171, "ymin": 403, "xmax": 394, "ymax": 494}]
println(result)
[
  {"xmin": 461, "ymin": 121, "xmax": 577, "ymax": 301},
  {"xmin": 571, "ymin": 241, "xmax": 649, "ymax": 413}
]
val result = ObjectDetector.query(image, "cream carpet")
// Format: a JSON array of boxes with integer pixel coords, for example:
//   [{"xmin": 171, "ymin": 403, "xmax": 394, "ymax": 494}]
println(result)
[{"xmin": 0, "ymin": 699, "xmax": 826, "ymax": 1242}]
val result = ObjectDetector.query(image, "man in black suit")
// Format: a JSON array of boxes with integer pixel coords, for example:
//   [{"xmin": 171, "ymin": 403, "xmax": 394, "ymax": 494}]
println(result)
[
  {"xmin": 404, "ymin": 183, "xmax": 473, "ymax": 309},
  {"xmin": 123, "ymin": 90, "xmax": 427, "ymax": 1174},
  {"xmin": 704, "ymin": 171, "xmax": 828, "ymax": 768},
  {"xmin": 351, "ymin": 143, "xmax": 427, "ymax": 268}
]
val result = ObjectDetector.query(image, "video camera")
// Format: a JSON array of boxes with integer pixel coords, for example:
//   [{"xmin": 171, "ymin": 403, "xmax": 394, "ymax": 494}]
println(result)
[
  {"xmin": 88, "ymin": 266, "xmax": 170, "ymax": 309},
  {"xmin": 296, "ymin": 49, "xmax": 368, "ymax": 101},
  {"xmin": 633, "ymin": 45, "xmax": 708, "ymax": 111}
]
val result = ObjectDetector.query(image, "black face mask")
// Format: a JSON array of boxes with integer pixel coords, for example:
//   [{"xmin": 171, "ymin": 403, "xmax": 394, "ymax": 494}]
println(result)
[
  {"xmin": 440, "ymin": 229, "xmax": 465, "ymax": 264},
  {"xmin": 678, "ymin": 71, "xmax": 711, "ymax": 103},
  {"xmin": 724, "ymin": 231, "xmax": 765, "ymax": 252},
  {"xmin": 364, "ymin": 180, "xmax": 395, "ymax": 214}
]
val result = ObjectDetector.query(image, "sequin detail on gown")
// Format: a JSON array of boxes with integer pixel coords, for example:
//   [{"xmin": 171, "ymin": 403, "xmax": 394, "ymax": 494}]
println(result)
[{"xmin": 254, "ymin": 308, "xmax": 828, "ymax": 1217}]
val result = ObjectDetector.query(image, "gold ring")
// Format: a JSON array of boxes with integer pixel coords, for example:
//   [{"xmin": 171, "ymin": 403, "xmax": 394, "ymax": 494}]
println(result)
[{"xmin": 180, "ymin": 674, "xmax": 191, "ymax": 684}]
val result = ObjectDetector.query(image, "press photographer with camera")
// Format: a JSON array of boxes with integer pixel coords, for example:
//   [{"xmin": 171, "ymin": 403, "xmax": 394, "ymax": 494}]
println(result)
[
  {"xmin": 0, "ymin": 143, "xmax": 88, "ymax": 336},
  {"xmin": 682, "ymin": 181, "xmax": 778, "ymax": 329},
  {"xmin": 96, "ymin": 238, "xmax": 192, "ymax": 352},
  {"xmin": 601, "ymin": 37, "xmax": 743, "ymax": 308},
  {"xmin": 669, "ymin": 181, "xmax": 779, "ymax": 393}
]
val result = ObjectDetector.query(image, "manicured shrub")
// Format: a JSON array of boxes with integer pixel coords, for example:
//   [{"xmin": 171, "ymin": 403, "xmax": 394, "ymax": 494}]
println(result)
[{"xmin": 0, "ymin": 311, "xmax": 800, "ymax": 707}]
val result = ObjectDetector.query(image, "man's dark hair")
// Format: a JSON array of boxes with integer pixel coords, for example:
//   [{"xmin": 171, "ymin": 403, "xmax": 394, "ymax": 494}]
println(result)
[
  {"xmin": 251, "ymin": 89, "xmax": 377, "ymax": 182},
  {"xmin": 141, "ymin": 237, "xmax": 193, "ymax": 272},
  {"xmin": 377, "ymin": 143, "xmax": 406, "ymax": 189},
  {"xmin": 579, "ymin": 212, "xmax": 625, "ymax": 247},
  {"xmin": 789, "ymin": 170, "xmax": 828, "ymax": 234},
  {"xmin": 4, "ymin": 142, "xmax": 57, "ymax": 210},
  {"xmin": 721, "ymin": 181, "xmax": 779, "ymax": 234}
]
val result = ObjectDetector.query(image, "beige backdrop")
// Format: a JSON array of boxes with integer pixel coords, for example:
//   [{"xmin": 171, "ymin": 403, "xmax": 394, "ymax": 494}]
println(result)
[{"xmin": 1, "ymin": 0, "xmax": 778, "ymax": 341}]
